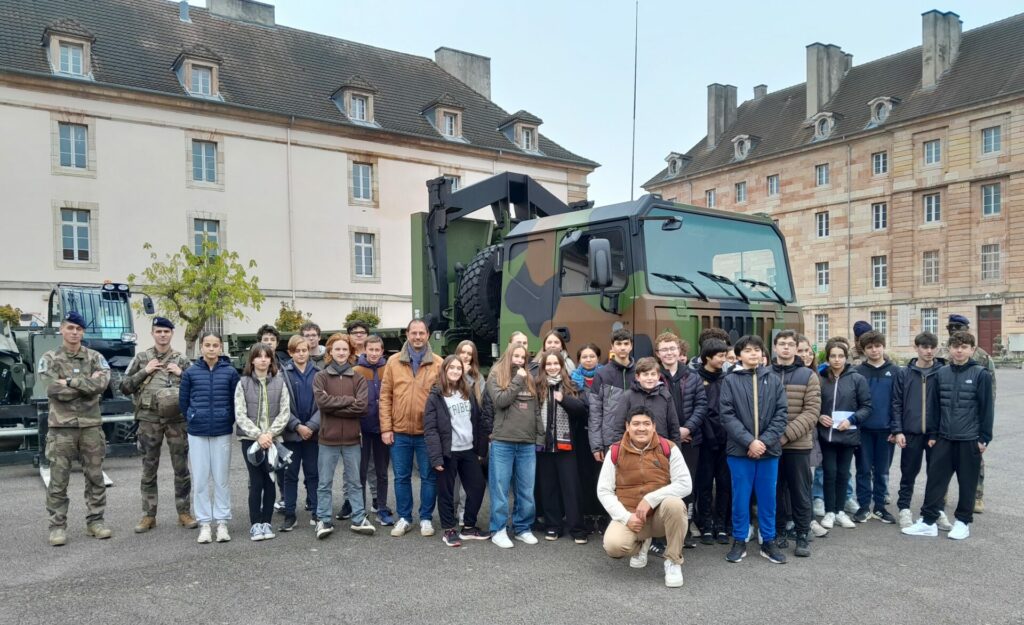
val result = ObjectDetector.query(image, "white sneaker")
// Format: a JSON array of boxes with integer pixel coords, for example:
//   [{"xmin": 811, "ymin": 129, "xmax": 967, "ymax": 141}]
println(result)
[
  {"xmin": 664, "ymin": 559, "xmax": 684, "ymax": 588},
  {"xmin": 844, "ymin": 498, "xmax": 860, "ymax": 515},
  {"xmin": 420, "ymin": 520, "xmax": 435, "ymax": 537},
  {"xmin": 902, "ymin": 519, "xmax": 938, "ymax": 537},
  {"xmin": 274, "ymin": 500, "xmax": 285, "ymax": 511},
  {"xmin": 936, "ymin": 511, "xmax": 953, "ymax": 532},
  {"xmin": 809, "ymin": 520, "xmax": 829, "ymax": 537},
  {"xmin": 351, "ymin": 518, "xmax": 376, "ymax": 536},
  {"xmin": 899, "ymin": 509, "xmax": 913, "ymax": 529},
  {"xmin": 261, "ymin": 522, "xmax": 276, "ymax": 540},
  {"xmin": 390, "ymin": 518, "xmax": 412, "ymax": 537},
  {"xmin": 630, "ymin": 538, "xmax": 652, "ymax": 568},
  {"xmin": 491, "ymin": 528, "xmax": 514, "ymax": 549},
  {"xmin": 215, "ymin": 523, "xmax": 230, "ymax": 542},
  {"xmin": 835, "ymin": 512, "xmax": 856, "ymax": 529},
  {"xmin": 813, "ymin": 498, "xmax": 825, "ymax": 517},
  {"xmin": 948, "ymin": 520, "xmax": 970, "ymax": 540},
  {"xmin": 249, "ymin": 523, "xmax": 264, "ymax": 542},
  {"xmin": 515, "ymin": 531, "xmax": 538, "ymax": 545},
  {"xmin": 820, "ymin": 513, "xmax": 835, "ymax": 529},
  {"xmin": 197, "ymin": 524, "xmax": 212, "ymax": 544}
]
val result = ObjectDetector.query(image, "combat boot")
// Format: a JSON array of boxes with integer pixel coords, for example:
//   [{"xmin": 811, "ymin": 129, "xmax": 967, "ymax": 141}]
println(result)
[
  {"xmin": 86, "ymin": 522, "xmax": 113, "ymax": 539},
  {"xmin": 178, "ymin": 512, "xmax": 198, "ymax": 529},
  {"xmin": 134, "ymin": 516, "xmax": 157, "ymax": 533},
  {"xmin": 49, "ymin": 528, "xmax": 67, "ymax": 546}
]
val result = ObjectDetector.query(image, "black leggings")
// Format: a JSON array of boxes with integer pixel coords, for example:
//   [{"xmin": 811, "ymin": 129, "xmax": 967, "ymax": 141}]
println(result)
[
  {"xmin": 360, "ymin": 432, "xmax": 390, "ymax": 509},
  {"xmin": 242, "ymin": 442, "xmax": 276, "ymax": 525},
  {"xmin": 820, "ymin": 440, "xmax": 855, "ymax": 515},
  {"xmin": 436, "ymin": 449, "xmax": 485, "ymax": 530}
]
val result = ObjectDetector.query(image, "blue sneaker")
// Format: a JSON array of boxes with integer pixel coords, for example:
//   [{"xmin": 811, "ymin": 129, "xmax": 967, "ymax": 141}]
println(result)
[{"xmin": 377, "ymin": 508, "xmax": 396, "ymax": 526}]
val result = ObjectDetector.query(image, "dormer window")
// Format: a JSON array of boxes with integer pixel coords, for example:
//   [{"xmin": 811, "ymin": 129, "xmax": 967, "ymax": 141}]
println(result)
[
  {"xmin": 421, "ymin": 94, "xmax": 467, "ymax": 142},
  {"xmin": 442, "ymin": 112, "xmax": 458, "ymax": 137},
  {"xmin": 866, "ymin": 96, "xmax": 899, "ymax": 128},
  {"xmin": 664, "ymin": 152, "xmax": 689, "ymax": 178},
  {"xmin": 190, "ymin": 65, "xmax": 213, "ymax": 97},
  {"xmin": 174, "ymin": 46, "xmax": 223, "ymax": 101},
  {"xmin": 809, "ymin": 112, "xmax": 839, "ymax": 141},
  {"xmin": 521, "ymin": 127, "xmax": 536, "ymax": 151},
  {"xmin": 42, "ymin": 20, "xmax": 95, "ymax": 81},
  {"xmin": 668, "ymin": 160, "xmax": 679, "ymax": 176},
  {"xmin": 331, "ymin": 76, "xmax": 380, "ymax": 128},
  {"xmin": 731, "ymin": 134, "xmax": 759, "ymax": 161},
  {"xmin": 498, "ymin": 110, "xmax": 544, "ymax": 154}
]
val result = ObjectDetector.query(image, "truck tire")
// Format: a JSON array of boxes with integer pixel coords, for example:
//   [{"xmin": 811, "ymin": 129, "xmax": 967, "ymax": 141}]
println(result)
[{"xmin": 457, "ymin": 244, "xmax": 502, "ymax": 344}]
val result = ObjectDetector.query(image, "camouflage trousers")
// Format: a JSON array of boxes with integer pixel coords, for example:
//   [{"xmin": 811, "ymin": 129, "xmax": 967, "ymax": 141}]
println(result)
[
  {"xmin": 45, "ymin": 426, "xmax": 106, "ymax": 529},
  {"xmin": 977, "ymin": 457, "xmax": 985, "ymax": 499},
  {"xmin": 138, "ymin": 420, "xmax": 191, "ymax": 516}
]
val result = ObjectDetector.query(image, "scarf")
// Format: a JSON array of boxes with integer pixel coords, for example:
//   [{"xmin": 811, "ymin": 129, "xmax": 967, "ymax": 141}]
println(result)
[
  {"xmin": 540, "ymin": 376, "xmax": 572, "ymax": 451},
  {"xmin": 570, "ymin": 364, "xmax": 601, "ymax": 391}
]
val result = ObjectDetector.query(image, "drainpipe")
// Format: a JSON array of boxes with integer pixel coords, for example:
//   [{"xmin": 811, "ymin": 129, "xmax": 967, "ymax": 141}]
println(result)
[
  {"xmin": 845, "ymin": 142, "xmax": 852, "ymax": 334},
  {"xmin": 286, "ymin": 117, "xmax": 297, "ymax": 306}
]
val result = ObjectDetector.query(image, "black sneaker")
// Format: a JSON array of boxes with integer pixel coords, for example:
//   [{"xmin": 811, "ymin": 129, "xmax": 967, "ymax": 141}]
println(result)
[
  {"xmin": 700, "ymin": 531, "xmax": 714, "ymax": 545},
  {"xmin": 648, "ymin": 539, "xmax": 666, "ymax": 558},
  {"xmin": 442, "ymin": 529, "xmax": 462, "ymax": 547},
  {"xmin": 873, "ymin": 508, "xmax": 897, "ymax": 524},
  {"xmin": 716, "ymin": 531, "xmax": 730, "ymax": 545},
  {"xmin": 544, "ymin": 529, "xmax": 560, "ymax": 541},
  {"xmin": 794, "ymin": 532, "xmax": 811, "ymax": 557},
  {"xmin": 776, "ymin": 533, "xmax": 789, "ymax": 549},
  {"xmin": 304, "ymin": 502, "xmax": 314, "ymax": 512},
  {"xmin": 572, "ymin": 533, "xmax": 589, "ymax": 545},
  {"xmin": 684, "ymin": 533, "xmax": 697, "ymax": 549},
  {"xmin": 279, "ymin": 515, "xmax": 297, "ymax": 532},
  {"xmin": 853, "ymin": 507, "xmax": 871, "ymax": 523},
  {"xmin": 760, "ymin": 539, "xmax": 788, "ymax": 564},
  {"xmin": 726, "ymin": 540, "xmax": 747, "ymax": 563},
  {"xmin": 458, "ymin": 526, "xmax": 491, "ymax": 541},
  {"xmin": 336, "ymin": 500, "xmax": 352, "ymax": 521}
]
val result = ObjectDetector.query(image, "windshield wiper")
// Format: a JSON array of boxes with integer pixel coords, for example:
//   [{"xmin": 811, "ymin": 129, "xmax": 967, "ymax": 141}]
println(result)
[
  {"xmin": 697, "ymin": 271, "xmax": 750, "ymax": 304},
  {"xmin": 740, "ymin": 278, "xmax": 787, "ymax": 306},
  {"xmin": 651, "ymin": 272, "xmax": 709, "ymax": 302}
]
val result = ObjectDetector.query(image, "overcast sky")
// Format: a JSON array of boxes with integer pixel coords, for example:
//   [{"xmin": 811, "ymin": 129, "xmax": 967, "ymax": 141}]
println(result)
[{"xmin": 194, "ymin": 1, "xmax": 1021, "ymax": 205}]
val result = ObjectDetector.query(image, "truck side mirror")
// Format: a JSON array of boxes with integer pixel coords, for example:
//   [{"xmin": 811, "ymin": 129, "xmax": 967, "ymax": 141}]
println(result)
[
  {"xmin": 142, "ymin": 295, "xmax": 155, "ymax": 316},
  {"xmin": 588, "ymin": 238, "xmax": 613, "ymax": 289}
]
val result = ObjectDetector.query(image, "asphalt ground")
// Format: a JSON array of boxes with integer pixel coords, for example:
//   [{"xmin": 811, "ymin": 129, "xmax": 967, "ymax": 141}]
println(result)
[{"xmin": 3, "ymin": 371, "xmax": 1024, "ymax": 625}]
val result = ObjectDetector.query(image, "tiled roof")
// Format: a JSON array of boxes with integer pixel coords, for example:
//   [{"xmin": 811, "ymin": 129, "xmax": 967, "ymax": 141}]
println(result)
[
  {"xmin": 0, "ymin": 0, "xmax": 597, "ymax": 167},
  {"xmin": 644, "ymin": 12, "xmax": 1024, "ymax": 188},
  {"xmin": 499, "ymin": 109, "xmax": 543, "ymax": 128},
  {"xmin": 421, "ymin": 92, "xmax": 465, "ymax": 112},
  {"xmin": 42, "ymin": 17, "xmax": 94, "ymax": 41}
]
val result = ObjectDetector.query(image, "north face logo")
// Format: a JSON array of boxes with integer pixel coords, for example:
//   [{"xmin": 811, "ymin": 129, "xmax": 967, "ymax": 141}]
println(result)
[
  {"xmin": 965, "ymin": 379, "xmax": 973, "ymax": 384},
  {"xmin": 885, "ymin": 371, "xmax": 892, "ymax": 377}
]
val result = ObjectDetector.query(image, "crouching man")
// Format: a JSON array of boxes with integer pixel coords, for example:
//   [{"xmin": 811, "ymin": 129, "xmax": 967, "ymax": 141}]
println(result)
[{"xmin": 598, "ymin": 406, "xmax": 691, "ymax": 588}]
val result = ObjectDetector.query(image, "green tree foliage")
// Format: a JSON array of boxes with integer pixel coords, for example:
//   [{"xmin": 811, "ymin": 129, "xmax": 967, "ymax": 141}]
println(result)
[
  {"xmin": 345, "ymin": 309, "xmax": 380, "ymax": 329},
  {"xmin": 128, "ymin": 241, "xmax": 264, "ymax": 358},
  {"xmin": 0, "ymin": 304, "xmax": 22, "ymax": 328},
  {"xmin": 275, "ymin": 300, "xmax": 308, "ymax": 333}
]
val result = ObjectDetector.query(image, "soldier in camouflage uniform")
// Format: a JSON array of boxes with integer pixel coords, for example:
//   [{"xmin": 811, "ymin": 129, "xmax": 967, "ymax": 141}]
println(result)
[
  {"xmin": 39, "ymin": 311, "xmax": 113, "ymax": 546},
  {"xmin": 936, "ymin": 314, "xmax": 996, "ymax": 513},
  {"xmin": 119, "ymin": 317, "xmax": 195, "ymax": 532}
]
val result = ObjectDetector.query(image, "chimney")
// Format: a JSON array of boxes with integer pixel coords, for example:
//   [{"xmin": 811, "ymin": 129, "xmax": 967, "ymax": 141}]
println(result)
[
  {"xmin": 435, "ymin": 47, "xmax": 491, "ymax": 99},
  {"xmin": 806, "ymin": 43, "xmax": 850, "ymax": 118},
  {"xmin": 706, "ymin": 83, "xmax": 737, "ymax": 148},
  {"xmin": 753, "ymin": 84, "xmax": 767, "ymax": 100},
  {"xmin": 922, "ymin": 10, "xmax": 962, "ymax": 89},
  {"xmin": 179, "ymin": 0, "xmax": 191, "ymax": 22},
  {"xmin": 208, "ymin": 0, "xmax": 275, "ymax": 27}
]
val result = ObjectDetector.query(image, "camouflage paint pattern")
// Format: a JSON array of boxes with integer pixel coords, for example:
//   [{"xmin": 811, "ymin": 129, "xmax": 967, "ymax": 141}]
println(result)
[
  {"xmin": 45, "ymin": 426, "xmax": 106, "ymax": 528},
  {"xmin": 137, "ymin": 420, "xmax": 191, "ymax": 516}
]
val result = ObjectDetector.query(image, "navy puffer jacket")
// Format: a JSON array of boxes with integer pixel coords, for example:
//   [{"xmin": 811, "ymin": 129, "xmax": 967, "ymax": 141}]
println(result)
[{"xmin": 179, "ymin": 356, "xmax": 240, "ymax": 437}]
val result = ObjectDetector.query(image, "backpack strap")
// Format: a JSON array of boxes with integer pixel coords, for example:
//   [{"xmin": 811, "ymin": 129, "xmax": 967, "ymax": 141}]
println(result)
[
  {"xmin": 659, "ymin": 438, "xmax": 671, "ymax": 458},
  {"xmin": 610, "ymin": 442, "xmax": 621, "ymax": 465}
]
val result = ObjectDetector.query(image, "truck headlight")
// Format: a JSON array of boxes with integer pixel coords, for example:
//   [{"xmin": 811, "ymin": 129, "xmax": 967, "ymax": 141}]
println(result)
[{"xmin": 121, "ymin": 332, "xmax": 137, "ymax": 343}]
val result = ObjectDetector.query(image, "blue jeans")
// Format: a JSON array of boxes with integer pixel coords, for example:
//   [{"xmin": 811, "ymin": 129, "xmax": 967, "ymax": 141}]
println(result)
[
  {"xmin": 391, "ymin": 433, "xmax": 436, "ymax": 523},
  {"xmin": 316, "ymin": 444, "xmax": 365, "ymax": 524},
  {"xmin": 283, "ymin": 440, "xmax": 318, "ymax": 516},
  {"xmin": 488, "ymin": 441, "xmax": 537, "ymax": 535},
  {"xmin": 813, "ymin": 466, "xmax": 854, "ymax": 502},
  {"xmin": 856, "ymin": 430, "xmax": 892, "ymax": 510},
  {"xmin": 727, "ymin": 455, "xmax": 779, "ymax": 542}
]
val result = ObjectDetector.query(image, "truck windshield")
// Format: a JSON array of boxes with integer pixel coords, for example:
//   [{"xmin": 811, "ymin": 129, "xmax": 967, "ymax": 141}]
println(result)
[
  {"xmin": 61, "ymin": 288, "xmax": 133, "ymax": 339},
  {"xmin": 644, "ymin": 208, "xmax": 794, "ymax": 303}
]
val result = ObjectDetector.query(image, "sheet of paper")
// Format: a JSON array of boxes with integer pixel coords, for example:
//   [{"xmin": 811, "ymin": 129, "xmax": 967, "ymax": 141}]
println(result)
[{"xmin": 832, "ymin": 410, "xmax": 857, "ymax": 431}]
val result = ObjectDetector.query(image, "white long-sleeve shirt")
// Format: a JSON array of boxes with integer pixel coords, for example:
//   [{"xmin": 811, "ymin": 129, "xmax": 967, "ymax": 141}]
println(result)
[{"xmin": 596, "ymin": 441, "xmax": 692, "ymax": 525}]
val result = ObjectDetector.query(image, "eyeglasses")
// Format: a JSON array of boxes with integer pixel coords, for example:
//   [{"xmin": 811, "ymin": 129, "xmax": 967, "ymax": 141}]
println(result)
[
  {"xmin": 657, "ymin": 347, "xmax": 679, "ymax": 353},
  {"xmin": 349, "ymin": 331, "xmax": 368, "ymax": 337}
]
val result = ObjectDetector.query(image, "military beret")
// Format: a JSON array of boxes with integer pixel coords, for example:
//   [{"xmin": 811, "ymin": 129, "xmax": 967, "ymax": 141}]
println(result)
[
  {"xmin": 63, "ymin": 311, "xmax": 86, "ymax": 328},
  {"xmin": 152, "ymin": 317, "xmax": 175, "ymax": 330},
  {"xmin": 852, "ymin": 320, "xmax": 873, "ymax": 338},
  {"xmin": 948, "ymin": 314, "xmax": 970, "ymax": 326}
]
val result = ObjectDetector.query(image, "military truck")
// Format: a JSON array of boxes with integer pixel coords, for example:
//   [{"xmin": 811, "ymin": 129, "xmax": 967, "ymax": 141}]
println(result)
[
  {"xmin": 0, "ymin": 282, "xmax": 152, "ymax": 480},
  {"xmin": 413, "ymin": 172, "xmax": 801, "ymax": 364}
]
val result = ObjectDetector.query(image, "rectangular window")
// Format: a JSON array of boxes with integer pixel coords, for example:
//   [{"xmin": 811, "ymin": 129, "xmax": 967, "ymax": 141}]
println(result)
[
  {"xmin": 816, "ymin": 262, "xmax": 829, "ymax": 293},
  {"xmin": 351, "ymin": 95, "xmax": 367, "ymax": 121},
  {"xmin": 872, "ymin": 255, "xmax": 888, "ymax": 288},
  {"xmin": 58, "ymin": 122, "xmax": 87, "ymax": 169},
  {"xmin": 815, "ymin": 314, "xmax": 829, "ymax": 346},
  {"xmin": 522, "ymin": 128, "xmax": 535, "ymax": 151},
  {"xmin": 705, "ymin": 189, "xmax": 716, "ymax": 208},
  {"xmin": 443, "ymin": 174, "xmax": 460, "ymax": 191},
  {"xmin": 982, "ymin": 183, "xmax": 1001, "ymax": 216},
  {"xmin": 735, "ymin": 181, "xmax": 747, "ymax": 203},
  {"xmin": 60, "ymin": 208, "xmax": 90, "ymax": 262},
  {"xmin": 353, "ymin": 232, "xmax": 375, "ymax": 278},
  {"xmin": 443, "ymin": 112, "xmax": 458, "ymax": 137},
  {"xmin": 923, "ymin": 193, "xmax": 941, "ymax": 223},
  {"xmin": 922, "ymin": 250, "xmax": 939, "ymax": 285},
  {"xmin": 191, "ymin": 140, "xmax": 217, "ymax": 182},
  {"xmin": 352, "ymin": 162, "xmax": 373, "ymax": 201},
  {"xmin": 981, "ymin": 244, "xmax": 1001, "ymax": 280},
  {"xmin": 924, "ymin": 139, "xmax": 941, "ymax": 165},
  {"xmin": 766, "ymin": 174, "xmax": 779, "ymax": 196},
  {"xmin": 981, "ymin": 126, "xmax": 1001, "ymax": 154},
  {"xmin": 815, "ymin": 211, "xmax": 829, "ymax": 238},
  {"xmin": 190, "ymin": 65, "xmax": 212, "ymax": 96},
  {"xmin": 870, "ymin": 311, "xmax": 888, "ymax": 339},
  {"xmin": 872, "ymin": 151, "xmax": 888, "ymax": 175},
  {"xmin": 922, "ymin": 308, "xmax": 939, "ymax": 335},
  {"xmin": 193, "ymin": 219, "xmax": 220, "ymax": 255},
  {"xmin": 59, "ymin": 42, "xmax": 84, "ymax": 75},
  {"xmin": 815, "ymin": 163, "xmax": 829, "ymax": 186},
  {"xmin": 872, "ymin": 202, "xmax": 888, "ymax": 230}
]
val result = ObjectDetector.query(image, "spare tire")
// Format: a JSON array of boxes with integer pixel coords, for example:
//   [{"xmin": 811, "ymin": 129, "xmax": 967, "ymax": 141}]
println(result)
[{"xmin": 457, "ymin": 244, "xmax": 502, "ymax": 344}]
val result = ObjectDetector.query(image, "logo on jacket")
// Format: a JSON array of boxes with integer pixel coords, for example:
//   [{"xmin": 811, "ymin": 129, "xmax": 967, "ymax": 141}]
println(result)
[
  {"xmin": 885, "ymin": 371, "xmax": 892, "ymax": 377},
  {"xmin": 965, "ymin": 379, "xmax": 973, "ymax": 384}
]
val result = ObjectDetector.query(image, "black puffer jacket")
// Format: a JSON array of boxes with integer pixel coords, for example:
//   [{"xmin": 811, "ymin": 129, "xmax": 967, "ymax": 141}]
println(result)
[
  {"xmin": 817, "ymin": 364, "xmax": 872, "ymax": 447},
  {"xmin": 695, "ymin": 366, "xmax": 726, "ymax": 448},
  {"xmin": 892, "ymin": 357, "xmax": 944, "ymax": 436},
  {"xmin": 662, "ymin": 366, "xmax": 708, "ymax": 446},
  {"xmin": 933, "ymin": 360, "xmax": 994, "ymax": 444},
  {"xmin": 603, "ymin": 379, "xmax": 681, "ymax": 448},
  {"xmin": 588, "ymin": 358, "xmax": 635, "ymax": 452},
  {"xmin": 719, "ymin": 365, "xmax": 788, "ymax": 457},
  {"xmin": 423, "ymin": 386, "xmax": 487, "ymax": 468}
]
